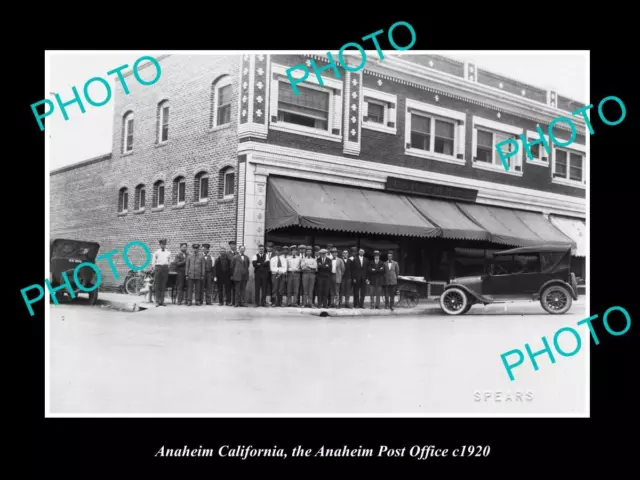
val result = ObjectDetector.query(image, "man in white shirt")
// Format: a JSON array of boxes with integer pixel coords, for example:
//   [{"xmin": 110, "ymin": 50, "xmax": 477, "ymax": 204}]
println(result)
[
  {"xmin": 286, "ymin": 246, "xmax": 302, "ymax": 307},
  {"xmin": 152, "ymin": 238, "xmax": 171, "ymax": 307},
  {"xmin": 269, "ymin": 246, "xmax": 287, "ymax": 307},
  {"xmin": 265, "ymin": 241, "xmax": 274, "ymax": 305}
]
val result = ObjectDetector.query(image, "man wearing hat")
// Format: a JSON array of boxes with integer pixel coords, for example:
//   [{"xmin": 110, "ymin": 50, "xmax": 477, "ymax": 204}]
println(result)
[
  {"xmin": 368, "ymin": 250, "xmax": 385, "ymax": 309},
  {"xmin": 300, "ymin": 246, "xmax": 317, "ymax": 308},
  {"xmin": 316, "ymin": 249, "xmax": 332, "ymax": 309},
  {"xmin": 251, "ymin": 244, "xmax": 270, "ymax": 307},
  {"xmin": 227, "ymin": 241, "xmax": 239, "ymax": 303},
  {"xmin": 384, "ymin": 250, "xmax": 400, "ymax": 311},
  {"xmin": 326, "ymin": 245, "xmax": 334, "ymax": 260},
  {"xmin": 339, "ymin": 249, "xmax": 353, "ymax": 308},
  {"xmin": 231, "ymin": 245, "xmax": 251, "ymax": 307},
  {"xmin": 151, "ymin": 239, "xmax": 171, "ymax": 307},
  {"xmin": 286, "ymin": 245, "xmax": 302, "ymax": 307},
  {"xmin": 201, "ymin": 243, "xmax": 215, "ymax": 305},
  {"xmin": 311, "ymin": 245, "xmax": 321, "ymax": 306},
  {"xmin": 270, "ymin": 246, "xmax": 287, "ymax": 307},
  {"xmin": 215, "ymin": 243, "xmax": 232, "ymax": 306},
  {"xmin": 330, "ymin": 247, "xmax": 345, "ymax": 308},
  {"xmin": 296, "ymin": 244, "xmax": 306, "ymax": 306},
  {"xmin": 351, "ymin": 248, "xmax": 369, "ymax": 308},
  {"xmin": 186, "ymin": 244, "xmax": 205, "ymax": 306},
  {"xmin": 265, "ymin": 242, "xmax": 275, "ymax": 305},
  {"xmin": 172, "ymin": 243, "xmax": 188, "ymax": 305}
]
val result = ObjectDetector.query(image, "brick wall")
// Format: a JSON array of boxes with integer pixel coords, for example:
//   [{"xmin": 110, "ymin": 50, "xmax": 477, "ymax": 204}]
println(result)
[{"xmin": 50, "ymin": 55, "xmax": 240, "ymax": 289}]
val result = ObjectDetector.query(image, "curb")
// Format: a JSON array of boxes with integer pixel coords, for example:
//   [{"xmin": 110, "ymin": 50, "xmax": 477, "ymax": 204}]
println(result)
[{"xmin": 307, "ymin": 306, "xmax": 441, "ymax": 317}]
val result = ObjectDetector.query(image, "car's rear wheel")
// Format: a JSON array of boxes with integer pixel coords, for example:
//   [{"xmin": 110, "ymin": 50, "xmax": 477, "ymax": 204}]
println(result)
[
  {"xmin": 461, "ymin": 303, "xmax": 473, "ymax": 314},
  {"xmin": 88, "ymin": 288, "xmax": 99, "ymax": 305},
  {"xmin": 440, "ymin": 288, "xmax": 468, "ymax": 315},
  {"xmin": 540, "ymin": 285, "xmax": 572, "ymax": 314}
]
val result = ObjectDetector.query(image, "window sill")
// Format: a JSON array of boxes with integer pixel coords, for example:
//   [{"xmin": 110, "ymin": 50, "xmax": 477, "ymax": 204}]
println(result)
[
  {"xmin": 210, "ymin": 123, "xmax": 233, "ymax": 133},
  {"xmin": 155, "ymin": 141, "xmax": 169, "ymax": 148},
  {"xmin": 269, "ymin": 123, "xmax": 342, "ymax": 143},
  {"xmin": 526, "ymin": 158, "xmax": 549, "ymax": 167},
  {"xmin": 133, "ymin": 208, "xmax": 146, "ymax": 214},
  {"xmin": 472, "ymin": 161, "xmax": 523, "ymax": 176},
  {"xmin": 552, "ymin": 177, "xmax": 586, "ymax": 189},
  {"xmin": 117, "ymin": 211, "xmax": 128, "ymax": 217},
  {"xmin": 194, "ymin": 199, "xmax": 209, "ymax": 207},
  {"xmin": 172, "ymin": 204, "xmax": 186, "ymax": 210},
  {"xmin": 405, "ymin": 148, "xmax": 465, "ymax": 166},
  {"xmin": 152, "ymin": 206, "xmax": 165, "ymax": 212},
  {"xmin": 362, "ymin": 121, "xmax": 397, "ymax": 135},
  {"xmin": 121, "ymin": 151, "xmax": 134, "ymax": 157},
  {"xmin": 219, "ymin": 197, "xmax": 235, "ymax": 203}
]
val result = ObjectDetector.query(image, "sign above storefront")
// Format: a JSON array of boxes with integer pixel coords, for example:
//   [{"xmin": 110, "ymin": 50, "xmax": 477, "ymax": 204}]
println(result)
[{"xmin": 385, "ymin": 177, "xmax": 478, "ymax": 202}]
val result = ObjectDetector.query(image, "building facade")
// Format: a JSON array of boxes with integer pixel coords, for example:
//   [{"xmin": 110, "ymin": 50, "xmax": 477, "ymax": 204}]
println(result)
[{"xmin": 50, "ymin": 53, "xmax": 587, "ymax": 294}]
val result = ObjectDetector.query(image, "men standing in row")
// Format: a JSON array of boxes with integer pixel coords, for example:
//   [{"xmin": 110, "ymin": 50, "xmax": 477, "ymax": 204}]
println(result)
[
  {"xmin": 252, "ymin": 244, "xmax": 270, "ymax": 307},
  {"xmin": 339, "ymin": 249, "xmax": 352, "ymax": 308},
  {"xmin": 351, "ymin": 248, "xmax": 369, "ymax": 308},
  {"xmin": 270, "ymin": 246, "xmax": 287, "ymax": 307},
  {"xmin": 202, "ymin": 243, "xmax": 215, "ymax": 305},
  {"xmin": 368, "ymin": 250, "xmax": 386, "ymax": 309},
  {"xmin": 214, "ymin": 243, "xmax": 231, "ymax": 306},
  {"xmin": 152, "ymin": 239, "xmax": 171, "ymax": 307},
  {"xmin": 186, "ymin": 243, "xmax": 205, "ymax": 306},
  {"xmin": 384, "ymin": 250, "xmax": 400, "ymax": 311},
  {"xmin": 286, "ymin": 245, "xmax": 302, "ymax": 307},
  {"xmin": 231, "ymin": 245, "xmax": 250, "ymax": 307}
]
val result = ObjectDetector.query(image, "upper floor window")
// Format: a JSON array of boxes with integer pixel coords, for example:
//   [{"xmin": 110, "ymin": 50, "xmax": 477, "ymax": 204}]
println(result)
[
  {"xmin": 524, "ymin": 130, "xmax": 550, "ymax": 166},
  {"xmin": 118, "ymin": 187, "xmax": 129, "ymax": 213},
  {"xmin": 195, "ymin": 172, "xmax": 209, "ymax": 202},
  {"xmin": 367, "ymin": 102, "xmax": 384, "ymax": 123},
  {"xmin": 553, "ymin": 148, "xmax": 585, "ymax": 185},
  {"xmin": 269, "ymin": 64, "xmax": 342, "ymax": 142},
  {"xmin": 212, "ymin": 76, "xmax": 232, "ymax": 127},
  {"xmin": 158, "ymin": 101, "xmax": 169, "ymax": 143},
  {"xmin": 134, "ymin": 184, "xmax": 146, "ymax": 211},
  {"xmin": 471, "ymin": 116, "xmax": 523, "ymax": 175},
  {"xmin": 405, "ymin": 99, "xmax": 465, "ymax": 165},
  {"xmin": 173, "ymin": 176, "xmax": 186, "ymax": 206},
  {"xmin": 221, "ymin": 167, "xmax": 235, "ymax": 199},
  {"xmin": 123, "ymin": 112, "xmax": 134, "ymax": 153},
  {"xmin": 362, "ymin": 88, "xmax": 397, "ymax": 135},
  {"xmin": 153, "ymin": 180, "xmax": 165, "ymax": 208}
]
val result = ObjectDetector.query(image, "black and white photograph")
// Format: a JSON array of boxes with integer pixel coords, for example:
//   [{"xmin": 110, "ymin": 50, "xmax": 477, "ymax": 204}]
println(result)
[{"xmin": 45, "ymin": 50, "xmax": 589, "ymax": 416}]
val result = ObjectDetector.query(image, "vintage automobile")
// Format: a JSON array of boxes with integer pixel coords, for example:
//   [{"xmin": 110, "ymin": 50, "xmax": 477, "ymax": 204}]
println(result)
[
  {"xmin": 50, "ymin": 238, "xmax": 101, "ymax": 305},
  {"xmin": 439, "ymin": 244, "xmax": 578, "ymax": 315}
]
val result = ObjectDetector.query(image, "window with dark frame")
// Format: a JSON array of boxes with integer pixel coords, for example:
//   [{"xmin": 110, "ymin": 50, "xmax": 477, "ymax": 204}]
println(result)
[
  {"xmin": 278, "ymin": 83, "xmax": 330, "ymax": 130},
  {"xmin": 124, "ymin": 114, "xmax": 134, "ymax": 152},
  {"xmin": 434, "ymin": 120, "xmax": 455, "ymax": 155},
  {"xmin": 178, "ymin": 179, "xmax": 186, "ymax": 204},
  {"xmin": 569, "ymin": 152, "xmax": 583, "ymax": 181},
  {"xmin": 367, "ymin": 101, "xmax": 384, "ymax": 123},
  {"xmin": 118, "ymin": 188, "xmax": 129, "ymax": 213},
  {"xmin": 224, "ymin": 170, "xmax": 235, "ymax": 197},
  {"xmin": 139, "ymin": 187, "xmax": 145, "ymax": 209},
  {"xmin": 554, "ymin": 149, "xmax": 568, "ymax": 177},
  {"xmin": 476, "ymin": 130, "xmax": 493, "ymax": 162},
  {"xmin": 217, "ymin": 84, "xmax": 232, "ymax": 125},
  {"xmin": 160, "ymin": 104, "xmax": 169, "ymax": 142},
  {"xmin": 410, "ymin": 114, "xmax": 430, "ymax": 151},
  {"xmin": 154, "ymin": 181, "xmax": 165, "ymax": 208},
  {"xmin": 199, "ymin": 174, "xmax": 209, "ymax": 201},
  {"xmin": 475, "ymin": 128, "xmax": 517, "ymax": 168}
]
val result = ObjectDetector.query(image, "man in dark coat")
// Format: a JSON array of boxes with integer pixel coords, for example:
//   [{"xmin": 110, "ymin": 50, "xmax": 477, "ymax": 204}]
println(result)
[
  {"xmin": 172, "ymin": 243, "xmax": 188, "ymax": 305},
  {"xmin": 231, "ymin": 245, "xmax": 251, "ymax": 307},
  {"xmin": 201, "ymin": 243, "xmax": 215, "ymax": 305},
  {"xmin": 186, "ymin": 244, "xmax": 205, "ymax": 306},
  {"xmin": 214, "ymin": 243, "xmax": 231, "ymax": 306},
  {"xmin": 339, "ymin": 249, "xmax": 353, "ymax": 308},
  {"xmin": 351, "ymin": 248, "xmax": 369, "ymax": 308},
  {"xmin": 227, "ymin": 240, "xmax": 239, "ymax": 305},
  {"xmin": 316, "ymin": 249, "xmax": 332, "ymax": 309},
  {"xmin": 383, "ymin": 250, "xmax": 400, "ymax": 311},
  {"xmin": 252, "ymin": 243, "xmax": 270, "ymax": 307},
  {"xmin": 368, "ymin": 250, "xmax": 385, "ymax": 309}
]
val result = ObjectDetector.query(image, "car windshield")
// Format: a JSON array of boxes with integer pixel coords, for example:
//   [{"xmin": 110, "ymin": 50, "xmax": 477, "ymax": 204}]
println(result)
[{"xmin": 492, "ymin": 254, "xmax": 540, "ymax": 275}]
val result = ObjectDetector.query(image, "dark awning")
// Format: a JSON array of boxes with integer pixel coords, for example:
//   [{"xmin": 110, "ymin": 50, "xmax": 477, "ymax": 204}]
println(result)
[
  {"xmin": 406, "ymin": 196, "xmax": 491, "ymax": 241},
  {"xmin": 266, "ymin": 177, "xmax": 440, "ymax": 238},
  {"xmin": 456, "ymin": 203, "xmax": 577, "ymax": 248}
]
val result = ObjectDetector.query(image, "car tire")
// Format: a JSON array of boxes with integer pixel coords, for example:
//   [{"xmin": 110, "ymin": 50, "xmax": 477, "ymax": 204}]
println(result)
[
  {"xmin": 540, "ymin": 285, "xmax": 573, "ymax": 314},
  {"xmin": 440, "ymin": 288, "xmax": 469, "ymax": 315},
  {"xmin": 461, "ymin": 303, "xmax": 473, "ymax": 314},
  {"xmin": 88, "ymin": 289, "xmax": 98, "ymax": 306}
]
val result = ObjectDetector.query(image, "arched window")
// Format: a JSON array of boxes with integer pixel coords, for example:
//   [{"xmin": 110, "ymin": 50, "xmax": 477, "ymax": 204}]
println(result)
[
  {"xmin": 173, "ymin": 176, "xmax": 186, "ymax": 206},
  {"xmin": 220, "ymin": 166, "xmax": 235, "ymax": 199},
  {"xmin": 153, "ymin": 180, "xmax": 165, "ymax": 208},
  {"xmin": 134, "ymin": 184, "xmax": 146, "ymax": 211},
  {"xmin": 118, "ymin": 187, "xmax": 129, "ymax": 213},
  {"xmin": 212, "ymin": 76, "xmax": 232, "ymax": 127},
  {"xmin": 157, "ymin": 101, "xmax": 169, "ymax": 143},
  {"xmin": 195, "ymin": 171, "xmax": 209, "ymax": 202},
  {"xmin": 123, "ymin": 112, "xmax": 134, "ymax": 153}
]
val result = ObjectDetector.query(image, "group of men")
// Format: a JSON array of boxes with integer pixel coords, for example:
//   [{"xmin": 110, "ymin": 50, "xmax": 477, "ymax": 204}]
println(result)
[{"xmin": 150, "ymin": 240, "xmax": 401, "ymax": 310}]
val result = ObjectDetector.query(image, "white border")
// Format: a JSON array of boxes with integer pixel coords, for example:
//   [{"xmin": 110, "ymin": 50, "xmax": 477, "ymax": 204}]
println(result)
[{"xmin": 45, "ymin": 50, "xmax": 590, "ymax": 418}]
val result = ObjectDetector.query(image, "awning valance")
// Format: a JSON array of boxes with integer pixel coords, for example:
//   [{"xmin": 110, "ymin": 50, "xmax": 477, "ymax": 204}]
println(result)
[
  {"xmin": 549, "ymin": 215, "xmax": 586, "ymax": 257},
  {"xmin": 266, "ymin": 177, "xmax": 440, "ymax": 238},
  {"xmin": 456, "ymin": 203, "xmax": 577, "ymax": 248}
]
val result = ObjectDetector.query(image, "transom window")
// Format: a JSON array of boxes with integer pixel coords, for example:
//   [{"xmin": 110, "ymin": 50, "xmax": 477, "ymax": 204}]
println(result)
[
  {"xmin": 123, "ymin": 112, "xmax": 134, "ymax": 152},
  {"xmin": 278, "ymin": 83, "xmax": 330, "ymax": 131},
  {"xmin": 410, "ymin": 114, "xmax": 455, "ymax": 156},
  {"xmin": 554, "ymin": 149, "xmax": 584, "ymax": 182}
]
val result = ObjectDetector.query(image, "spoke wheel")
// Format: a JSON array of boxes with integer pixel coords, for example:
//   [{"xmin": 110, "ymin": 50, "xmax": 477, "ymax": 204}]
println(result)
[
  {"xmin": 440, "ymin": 288, "xmax": 468, "ymax": 315},
  {"xmin": 400, "ymin": 290, "xmax": 419, "ymax": 308},
  {"xmin": 540, "ymin": 285, "xmax": 572, "ymax": 314},
  {"xmin": 125, "ymin": 277, "xmax": 142, "ymax": 295}
]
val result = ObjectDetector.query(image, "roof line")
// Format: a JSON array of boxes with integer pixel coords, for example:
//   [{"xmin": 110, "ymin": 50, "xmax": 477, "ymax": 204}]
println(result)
[{"xmin": 50, "ymin": 152, "xmax": 112, "ymax": 175}]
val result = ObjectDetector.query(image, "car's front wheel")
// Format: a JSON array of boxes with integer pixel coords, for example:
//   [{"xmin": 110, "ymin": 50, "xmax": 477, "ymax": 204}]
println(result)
[
  {"xmin": 440, "ymin": 288, "xmax": 469, "ymax": 315},
  {"xmin": 540, "ymin": 285, "xmax": 573, "ymax": 314}
]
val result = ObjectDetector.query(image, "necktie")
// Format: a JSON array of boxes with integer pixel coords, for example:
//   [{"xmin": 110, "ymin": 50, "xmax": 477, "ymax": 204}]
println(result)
[{"xmin": 277, "ymin": 257, "xmax": 281, "ymax": 268}]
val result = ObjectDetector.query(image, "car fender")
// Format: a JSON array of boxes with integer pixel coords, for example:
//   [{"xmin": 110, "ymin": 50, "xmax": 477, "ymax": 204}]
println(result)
[
  {"xmin": 537, "ymin": 279, "xmax": 577, "ymax": 301},
  {"xmin": 443, "ymin": 283, "xmax": 493, "ymax": 304}
]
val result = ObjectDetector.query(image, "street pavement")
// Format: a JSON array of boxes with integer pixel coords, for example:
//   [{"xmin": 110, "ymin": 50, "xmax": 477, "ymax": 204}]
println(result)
[{"xmin": 49, "ymin": 297, "xmax": 588, "ymax": 415}]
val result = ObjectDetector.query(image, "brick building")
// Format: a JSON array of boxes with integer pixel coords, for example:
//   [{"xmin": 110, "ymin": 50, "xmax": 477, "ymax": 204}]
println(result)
[{"xmin": 50, "ymin": 53, "xmax": 587, "ymax": 296}]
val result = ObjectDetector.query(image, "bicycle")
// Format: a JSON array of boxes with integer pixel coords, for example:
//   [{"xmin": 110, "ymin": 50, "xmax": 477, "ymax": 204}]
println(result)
[{"xmin": 124, "ymin": 269, "xmax": 154, "ymax": 295}]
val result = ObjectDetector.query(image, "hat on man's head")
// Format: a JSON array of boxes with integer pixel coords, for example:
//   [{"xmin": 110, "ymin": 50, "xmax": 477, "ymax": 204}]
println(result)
[
  {"xmin": 282, "ymin": 246, "xmax": 289, "ymax": 251},
  {"xmin": 202, "ymin": 243, "xmax": 210, "ymax": 248},
  {"xmin": 319, "ymin": 248, "xmax": 328, "ymax": 254},
  {"xmin": 298, "ymin": 244, "xmax": 306, "ymax": 250},
  {"xmin": 373, "ymin": 250, "xmax": 380, "ymax": 255},
  {"xmin": 180, "ymin": 242, "xmax": 187, "ymax": 247},
  {"xmin": 314, "ymin": 245, "xmax": 321, "ymax": 251},
  {"xmin": 266, "ymin": 241, "xmax": 274, "ymax": 247},
  {"xmin": 331, "ymin": 247, "xmax": 338, "ymax": 252},
  {"xmin": 388, "ymin": 250, "xmax": 394, "ymax": 254},
  {"xmin": 159, "ymin": 239, "xmax": 167, "ymax": 245},
  {"xmin": 219, "ymin": 242, "xmax": 227, "ymax": 249},
  {"xmin": 258, "ymin": 244, "xmax": 264, "ymax": 248},
  {"xmin": 229, "ymin": 240, "xmax": 237, "ymax": 246},
  {"xmin": 350, "ymin": 246, "xmax": 358, "ymax": 252},
  {"xmin": 192, "ymin": 243, "xmax": 201, "ymax": 249},
  {"xmin": 289, "ymin": 245, "xmax": 297, "ymax": 250}
]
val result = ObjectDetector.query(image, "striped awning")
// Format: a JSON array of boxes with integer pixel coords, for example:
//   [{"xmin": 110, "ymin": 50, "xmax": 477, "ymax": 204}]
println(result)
[{"xmin": 549, "ymin": 215, "xmax": 586, "ymax": 257}]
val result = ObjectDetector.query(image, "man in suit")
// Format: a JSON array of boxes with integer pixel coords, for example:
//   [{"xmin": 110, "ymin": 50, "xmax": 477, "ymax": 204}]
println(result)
[
  {"xmin": 265, "ymin": 241, "xmax": 274, "ymax": 305},
  {"xmin": 201, "ymin": 243, "xmax": 215, "ymax": 305},
  {"xmin": 251, "ymin": 243, "xmax": 270, "ymax": 307},
  {"xmin": 312, "ymin": 245, "xmax": 321, "ymax": 307},
  {"xmin": 332, "ymin": 247, "xmax": 345, "ymax": 308},
  {"xmin": 172, "ymin": 242, "xmax": 188, "ymax": 305},
  {"xmin": 368, "ymin": 250, "xmax": 385, "ymax": 309},
  {"xmin": 339, "ymin": 249, "xmax": 353, "ymax": 308},
  {"xmin": 351, "ymin": 248, "xmax": 369, "ymax": 308},
  {"xmin": 214, "ymin": 243, "xmax": 231, "ymax": 306},
  {"xmin": 316, "ymin": 249, "xmax": 332, "ymax": 309},
  {"xmin": 231, "ymin": 245, "xmax": 250, "ymax": 307},
  {"xmin": 270, "ymin": 246, "xmax": 287, "ymax": 307},
  {"xmin": 227, "ymin": 240, "xmax": 239, "ymax": 304},
  {"xmin": 384, "ymin": 250, "xmax": 400, "ymax": 311},
  {"xmin": 286, "ymin": 245, "xmax": 302, "ymax": 307},
  {"xmin": 186, "ymin": 243, "xmax": 205, "ymax": 306}
]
